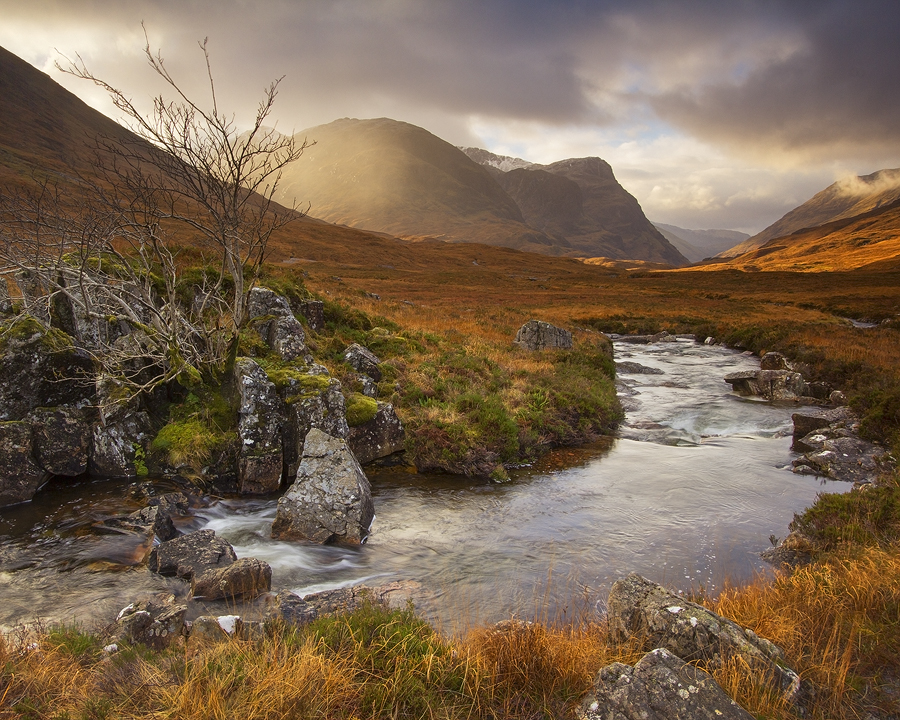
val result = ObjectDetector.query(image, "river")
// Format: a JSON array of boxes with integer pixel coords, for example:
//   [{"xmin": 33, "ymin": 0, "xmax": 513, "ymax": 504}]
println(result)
[{"xmin": 0, "ymin": 338, "xmax": 844, "ymax": 631}]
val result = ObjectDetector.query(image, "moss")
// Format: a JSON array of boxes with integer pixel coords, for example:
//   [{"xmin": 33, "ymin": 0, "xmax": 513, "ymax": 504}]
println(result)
[
  {"xmin": 150, "ymin": 386, "xmax": 237, "ymax": 469},
  {"xmin": 346, "ymin": 393, "xmax": 378, "ymax": 426},
  {"xmin": 0, "ymin": 316, "xmax": 74, "ymax": 354}
]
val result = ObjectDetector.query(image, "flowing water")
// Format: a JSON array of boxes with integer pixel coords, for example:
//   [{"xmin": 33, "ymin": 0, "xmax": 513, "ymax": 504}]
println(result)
[{"xmin": 0, "ymin": 338, "xmax": 845, "ymax": 631}]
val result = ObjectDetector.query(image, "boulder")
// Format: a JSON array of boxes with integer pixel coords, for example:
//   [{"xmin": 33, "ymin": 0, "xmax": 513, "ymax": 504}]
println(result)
[
  {"xmin": 264, "ymin": 591, "xmax": 319, "ymax": 628},
  {"xmin": 148, "ymin": 491, "xmax": 191, "ymax": 517},
  {"xmin": 295, "ymin": 299, "xmax": 324, "ymax": 332},
  {"xmin": 112, "ymin": 597, "xmax": 187, "ymax": 650},
  {"xmin": 0, "ymin": 421, "xmax": 48, "ymax": 507},
  {"xmin": 616, "ymin": 361, "xmax": 664, "ymax": 375},
  {"xmin": 247, "ymin": 287, "xmax": 306, "ymax": 361},
  {"xmin": 578, "ymin": 648, "xmax": 753, "ymax": 720},
  {"xmin": 343, "ymin": 343, "xmax": 382, "ymax": 381},
  {"xmin": 759, "ymin": 352, "xmax": 790, "ymax": 370},
  {"xmin": 233, "ymin": 358, "xmax": 284, "ymax": 494},
  {"xmin": 348, "ymin": 402, "xmax": 405, "ymax": 465},
  {"xmin": 27, "ymin": 404, "xmax": 90, "ymax": 476},
  {"xmin": 271, "ymin": 429, "xmax": 375, "ymax": 544},
  {"xmin": 105, "ymin": 504, "xmax": 178, "ymax": 543},
  {"xmin": 147, "ymin": 529, "xmax": 236, "ymax": 579},
  {"xmin": 281, "ymin": 375, "xmax": 349, "ymax": 479},
  {"xmin": 190, "ymin": 557, "xmax": 272, "ymax": 601},
  {"xmin": 0, "ymin": 319, "xmax": 94, "ymax": 422},
  {"xmin": 514, "ymin": 320, "xmax": 573, "ymax": 350},
  {"xmin": 89, "ymin": 410, "xmax": 152, "ymax": 478},
  {"xmin": 189, "ymin": 615, "xmax": 243, "ymax": 643},
  {"xmin": 724, "ymin": 369, "xmax": 808, "ymax": 401},
  {"xmin": 791, "ymin": 407, "xmax": 852, "ymax": 451},
  {"xmin": 616, "ymin": 331, "xmax": 678, "ymax": 345},
  {"xmin": 792, "ymin": 432, "xmax": 886, "ymax": 483},
  {"xmin": 607, "ymin": 573, "xmax": 799, "ymax": 698}
]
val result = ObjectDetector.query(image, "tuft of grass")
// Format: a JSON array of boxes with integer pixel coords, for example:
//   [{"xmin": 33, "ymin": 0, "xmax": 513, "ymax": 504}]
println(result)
[{"xmin": 150, "ymin": 386, "xmax": 236, "ymax": 469}]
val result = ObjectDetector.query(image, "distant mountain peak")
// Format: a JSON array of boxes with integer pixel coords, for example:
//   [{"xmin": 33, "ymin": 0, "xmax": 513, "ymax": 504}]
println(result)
[{"xmin": 459, "ymin": 147, "xmax": 534, "ymax": 172}]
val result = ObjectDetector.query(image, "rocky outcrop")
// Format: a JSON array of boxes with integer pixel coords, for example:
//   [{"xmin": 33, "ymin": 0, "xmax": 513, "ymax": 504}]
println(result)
[
  {"xmin": 112, "ymin": 597, "xmax": 187, "ymax": 650},
  {"xmin": 0, "ymin": 320, "xmax": 94, "ymax": 422},
  {"xmin": 27, "ymin": 404, "xmax": 90, "ymax": 476},
  {"xmin": 343, "ymin": 343, "xmax": 382, "ymax": 381},
  {"xmin": 348, "ymin": 401, "xmax": 405, "ymax": 464},
  {"xmin": 147, "ymin": 529, "xmax": 236, "ymax": 579},
  {"xmin": 607, "ymin": 573, "xmax": 799, "ymax": 699},
  {"xmin": 514, "ymin": 320, "xmax": 573, "ymax": 350},
  {"xmin": 0, "ymin": 421, "xmax": 48, "ymax": 507},
  {"xmin": 247, "ymin": 287, "xmax": 307, "ymax": 361},
  {"xmin": 190, "ymin": 557, "xmax": 272, "ymax": 601},
  {"xmin": 233, "ymin": 358, "xmax": 284, "ymax": 494},
  {"xmin": 271, "ymin": 429, "xmax": 375, "ymax": 544},
  {"xmin": 281, "ymin": 375, "xmax": 349, "ymax": 479},
  {"xmin": 264, "ymin": 591, "xmax": 319, "ymax": 628},
  {"xmin": 724, "ymin": 369, "xmax": 809, "ymax": 401},
  {"xmin": 793, "ymin": 431, "xmax": 887, "ymax": 483},
  {"xmin": 616, "ymin": 361, "xmax": 664, "ymax": 375},
  {"xmin": 578, "ymin": 648, "xmax": 753, "ymax": 720}
]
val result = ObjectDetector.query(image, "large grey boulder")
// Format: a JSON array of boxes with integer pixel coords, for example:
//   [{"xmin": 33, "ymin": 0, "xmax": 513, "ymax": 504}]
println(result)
[
  {"xmin": 233, "ymin": 358, "xmax": 284, "ymax": 494},
  {"xmin": 281, "ymin": 374, "xmax": 349, "ymax": 479},
  {"xmin": 89, "ymin": 375, "xmax": 152, "ymax": 479},
  {"xmin": 607, "ymin": 573, "xmax": 799, "ymax": 699},
  {"xmin": 28, "ymin": 404, "xmax": 91, "ymax": 476},
  {"xmin": 343, "ymin": 343, "xmax": 382, "ymax": 381},
  {"xmin": 724, "ymin": 369, "xmax": 808, "ymax": 401},
  {"xmin": 147, "ymin": 529, "xmax": 236, "ymax": 579},
  {"xmin": 271, "ymin": 429, "xmax": 375, "ymax": 544},
  {"xmin": 792, "ymin": 431, "xmax": 886, "ymax": 483},
  {"xmin": 578, "ymin": 648, "xmax": 753, "ymax": 720},
  {"xmin": 348, "ymin": 401, "xmax": 405, "ymax": 465},
  {"xmin": 0, "ymin": 421, "xmax": 48, "ymax": 507},
  {"xmin": 514, "ymin": 320, "xmax": 573, "ymax": 351},
  {"xmin": 247, "ymin": 287, "xmax": 306, "ymax": 361},
  {"xmin": 0, "ymin": 320, "xmax": 94, "ymax": 421},
  {"xmin": 190, "ymin": 557, "xmax": 272, "ymax": 601}
]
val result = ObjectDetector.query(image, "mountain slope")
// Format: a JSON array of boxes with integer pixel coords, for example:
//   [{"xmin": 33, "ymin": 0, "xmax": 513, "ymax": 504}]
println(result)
[
  {"xmin": 463, "ymin": 148, "xmax": 687, "ymax": 265},
  {"xmin": 275, "ymin": 118, "xmax": 559, "ymax": 254},
  {"xmin": 653, "ymin": 223, "xmax": 749, "ymax": 262},
  {"xmin": 719, "ymin": 169, "xmax": 900, "ymax": 258}
]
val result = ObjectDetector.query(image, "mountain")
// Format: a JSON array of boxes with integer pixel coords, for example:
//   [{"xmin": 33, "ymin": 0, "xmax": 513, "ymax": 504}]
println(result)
[
  {"xmin": 274, "ymin": 118, "xmax": 562, "ymax": 255},
  {"xmin": 463, "ymin": 149, "xmax": 688, "ymax": 265},
  {"xmin": 698, "ymin": 197, "xmax": 900, "ymax": 272},
  {"xmin": 718, "ymin": 169, "xmax": 900, "ymax": 258},
  {"xmin": 652, "ymin": 223, "xmax": 749, "ymax": 262}
]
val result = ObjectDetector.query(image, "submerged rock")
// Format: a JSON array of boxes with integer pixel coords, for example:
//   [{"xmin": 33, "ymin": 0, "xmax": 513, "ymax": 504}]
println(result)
[
  {"xmin": 616, "ymin": 361, "xmax": 664, "ymax": 375},
  {"xmin": 514, "ymin": 320, "xmax": 573, "ymax": 350},
  {"xmin": 607, "ymin": 573, "xmax": 800, "ymax": 700},
  {"xmin": 271, "ymin": 429, "xmax": 374, "ymax": 544},
  {"xmin": 578, "ymin": 648, "xmax": 753, "ymax": 720},
  {"xmin": 147, "ymin": 529, "xmax": 236, "ymax": 580}
]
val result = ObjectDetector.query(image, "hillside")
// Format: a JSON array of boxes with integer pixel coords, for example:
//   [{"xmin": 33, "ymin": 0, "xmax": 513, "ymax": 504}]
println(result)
[
  {"xmin": 463, "ymin": 148, "xmax": 687, "ymax": 265},
  {"xmin": 697, "ymin": 197, "xmax": 900, "ymax": 272},
  {"xmin": 653, "ymin": 223, "xmax": 748, "ymax": 262},
  {"xmin": 719, "ymin": 168, "xmax": 900, "ymax": 258}
]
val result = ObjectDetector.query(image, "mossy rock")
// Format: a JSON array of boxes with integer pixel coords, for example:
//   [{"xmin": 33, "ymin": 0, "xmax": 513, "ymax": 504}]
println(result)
[{"xmin": 346, "ymin": 393, "xmax": 378, "ymax": 427}]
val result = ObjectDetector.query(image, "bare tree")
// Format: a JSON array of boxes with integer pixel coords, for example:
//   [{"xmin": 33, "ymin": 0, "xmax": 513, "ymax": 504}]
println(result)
[{"xmin": 0, "ymin": 31, "xmax": 310, "ymax": 394}]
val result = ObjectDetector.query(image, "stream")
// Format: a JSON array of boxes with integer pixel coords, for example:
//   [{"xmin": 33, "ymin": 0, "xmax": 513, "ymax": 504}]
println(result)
[{"xmin": 0, "ymin": 338, "xmax": 845, "ymax": 631}]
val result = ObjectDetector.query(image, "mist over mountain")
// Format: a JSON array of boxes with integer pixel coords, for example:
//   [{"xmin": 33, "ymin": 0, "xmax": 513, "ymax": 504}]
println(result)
[
  {"xmin": 652, "ymin": 223, "xmax": 749, "ymax": 263},
  {"xmin": 718, "ymin": 168, "xmax": 900, "ymax": 258},
  {"xmin": 462, "ymin": 148, "xmax": 688, "ymax": 265}
]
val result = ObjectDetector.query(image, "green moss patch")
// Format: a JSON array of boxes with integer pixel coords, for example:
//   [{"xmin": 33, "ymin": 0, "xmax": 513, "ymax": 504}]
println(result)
[{"xmin": 346, "ymin": 393, "xmax": 378, "ymax": 426}]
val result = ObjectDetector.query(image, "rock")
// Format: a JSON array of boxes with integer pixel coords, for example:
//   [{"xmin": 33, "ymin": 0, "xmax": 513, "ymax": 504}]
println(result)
[
  {"xmin": 264, "ymin": 591, "xmax": 319, "ymax": 628},
  {"xmin": 761, "ymin": 532, "xmax": 814, "ymax": 569},
  {"xmin": 578, "ymin": 648, "xmax": 754, "ymax": 720},
  {"xmin": 247, "ymin": 288, "xmax": 307, "ymax": 360},
  {"xmin": 294, "ymin": 300, "xmax": 324, "ymax": 332},
  {"xmin": 190, "ymin": 557, "xmax": 272, "ymax": 601},
  {"xmin": 189, "ymin": 615, "xmax": 243, "ymax": 643},
  {"xmin": 792, "ymin": 431, "xmax": 887, "ymax": 483},
  {"xmin": 0, "ymin": 421, "xmax": 49, "ymax": 507},
  {"xmin": 358, "ymin": 374, "xmax": 378, "ymax": 398},
  {"xmin": 13, "ymin": 271, "xmax": 49, "ymax": 323},
  {"xmin": 607, "ymin": 573, "xmax": 799, "ymax": 699},
  {"xmin": 89, "ymin": 410, "xmax": 152, "ymax": 478},
  {"xmin": 147, "ymin": 529, "xmax": 236, "ymax": 579},
  {"xmin": 616, "ymin": 361, "xmax": 664, "ymax": 375},
  {"xmin": 514, "ymin": 320, "xmax": 573, "ymax": 350},
  {"xmin": 0, "ymin": 279, "xmax": 11, "ymax": 314},
  {"xmin": 112, "ymin": 597, "xmax": 187, "ymax": 650},
  {"xmin": 0, "ymin": 319, "xmax": 94, "ymax": 422},
  {"xmin": 791, "ymin": 408, "xmax": 852, "ymax": 451},
  {"xmin": 282, "ymin": 375, "xmax": 349, "ymax": 480},
  {"xmin": 233, "ymin": 358, "xmax": 284, "ymax": 494},
  {"xmin": 343, "ymin": 343, "xmax": 382, "ymax": 381},
  {"xmin": 616, "ymin": 331, "xmax": 678, "ymax": 345},
  {"xmin": 27, "ymin": 404, "xmax": 90, "ymax": 476},
  {"xmin": 724, "ymin": 369, "xmax": 808, "ymax": 401},
  {"xmin": 271, "ymin": 429, "xmax": 375, "ymax": 544},
  {"xmin": 830, "ymin": 390, "xmax": 847, "ymax": 405},
  {"xmin": 348, "ymin": 402, "xmax": 405, "ymax": 465},
  {"xmin": 148, "ymin": 492, "xmax": 191, "ymax": 517},
  {"xmin": 759, "ymin": 352, "xmax": 790, "ymax": 370},
  {"xmin": 106, "ymin": 505, "xmax": 178, "ymax": 542}
]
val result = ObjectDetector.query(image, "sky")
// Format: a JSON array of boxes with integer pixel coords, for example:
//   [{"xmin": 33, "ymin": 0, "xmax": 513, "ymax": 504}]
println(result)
[{"xmin": 2, "ymin": 0, "xmax": 899, "ymax": 235}]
